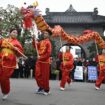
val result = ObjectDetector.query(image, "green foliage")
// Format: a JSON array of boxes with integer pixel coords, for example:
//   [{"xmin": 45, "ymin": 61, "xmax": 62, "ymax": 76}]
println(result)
[
  {"xmin": 51, "ymin": 39, "xmax": 57, "ymax": 58},
  {"xmin": 87, "ymin": 42, "xmax": 97, "ymax": 58},
  {"xmin": 0, "ymin": 4, "xmax": 57, "ymax": 58},
  {"xmin": 51, "ymin": 70, "xmax": 59, "ymax": 75},
  {"xmin": 24, "ymin": 42, "xmax": 37, "ymax": 56},
  {"xmin": 0, "ymin": 4, "xmax": 22, "ymax": 32},
  {"xmin": 0, "ymin": 5, "xmax": 35, "ymax": 56}
]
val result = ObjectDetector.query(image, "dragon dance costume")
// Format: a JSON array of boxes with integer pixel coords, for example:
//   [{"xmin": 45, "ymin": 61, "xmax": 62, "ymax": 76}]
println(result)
[
  {"xmin": 60, "ymin": 51, "xmax": 74, "ymax": 89},
  {"xmin": 95, "ymin": 54, "xmax": 105, "ymax": 88},
  {"xmin": 33, "ymin": 38, "xmax": 52, "ymax": 92},
  {"xmin": 0, "ymin": 38, "xmax": 23, "ymax": 94}
]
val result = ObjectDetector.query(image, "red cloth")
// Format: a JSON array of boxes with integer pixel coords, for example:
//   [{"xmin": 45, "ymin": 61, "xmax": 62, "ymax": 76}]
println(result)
[
  {"xmin": 60, "ymin": 51, "xmax": 74, "ymax": 88},
  {"xmin": 96, "ymin": 54, "xmax": 105, "ymax": 72},
  {"xmin": 0, "ymin": 38, "xmax": 23, "ymax": 68},
  {"xmin": 83, "ymin": 29, "xmax": 93, "ymax": 34},
  {"xmin": 95, "ymin": 71, "xmax": 105, "ymax": 88},
  {"xmin": 21, "ymin": 7, "xmax": 33, "ymax": 29},
  {"xmin": 33, "ymin": 38, "xmax": 52, "ymax": 91},
  {"xmin": 58, "ymin": 52, "xmax": 62, "ymax": 60},
  {"xmin": 23, "ymin": 16, "xmax": 33, "ymax": 29},
  {"xmin": 95, "ymin": 54, "xmax": 105, "ymax": 88},
  {"xmin": 60, "ymin": 51, "xmax": 74, "ymax": 71},
  {"xmin": 0, "ymin": 38, "xmax": 23, "ymax": 94}
]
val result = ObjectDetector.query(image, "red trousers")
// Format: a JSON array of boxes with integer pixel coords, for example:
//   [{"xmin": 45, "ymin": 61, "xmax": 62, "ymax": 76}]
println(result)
[
  {"xmin": 95, "ymin": 71, "xmax": 105, "ymax": 88},
  {"xmin": 60, "ymin": 70, "xmax": 71, "ymax": 88},
  {"xmin": 0, "ymin": 66, "xmax": 14, "ymax": 94},
  {"xmin": 35, "ymin": 61, "xmax": 50, "ymax": 92}
]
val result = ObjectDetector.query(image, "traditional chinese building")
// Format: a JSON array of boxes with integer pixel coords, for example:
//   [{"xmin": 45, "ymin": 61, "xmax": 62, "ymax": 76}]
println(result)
[{"xmin": 43, "ymin": 5, "xmax": 105, "ymax": 58}]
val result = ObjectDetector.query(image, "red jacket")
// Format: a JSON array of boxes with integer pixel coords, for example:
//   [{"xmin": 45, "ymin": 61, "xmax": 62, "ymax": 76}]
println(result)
[
  {"xmin": 0, "ymin": 38, "xmax": 23, "ymax": 69},
  {"xmin": 21, "ymin": 7, "xmax": 33, "ymax": 29},
  {"xmin": 60, "ymin": 51, "xmax": 74, "ymax": 71},
  {"xmin": 96, "ymin": 54, "xmax": 105, "ymax": 71},
  {"xmin": 33, "ymin": 38, "xmax": 52, "ymax": 62}
]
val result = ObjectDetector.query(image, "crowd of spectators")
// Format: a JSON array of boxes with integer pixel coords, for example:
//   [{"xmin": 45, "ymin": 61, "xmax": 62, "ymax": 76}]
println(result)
[
  {"xmin": 11, "ymin": 56, "xmax": 98, "ymax": 82},
  {"xmin": 12, "ymin": 56, "xmax": 36, "ymax": 78}
]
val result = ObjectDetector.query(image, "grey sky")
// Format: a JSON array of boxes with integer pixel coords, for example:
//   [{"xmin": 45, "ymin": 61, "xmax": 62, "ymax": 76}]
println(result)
[{"xmin": 0, "ymin": 0, "xmax": 105, "ymax": 16}]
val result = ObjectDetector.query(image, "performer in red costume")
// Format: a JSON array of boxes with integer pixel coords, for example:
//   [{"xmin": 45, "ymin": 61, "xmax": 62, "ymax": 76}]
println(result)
[
  {"xmin": 60, "ymin": 46, "xmax": 74, "ymax": 91},
  {"xmin": 32, "ymin": 30, "xmax": 52, "ymax": 95},
  {"xmin": 0, "ymin": 29, "xmax": 23, "ymax": 100},
  {"xmin": 95, "ymin": 49, "xmax": 105, "ymax": 90}
]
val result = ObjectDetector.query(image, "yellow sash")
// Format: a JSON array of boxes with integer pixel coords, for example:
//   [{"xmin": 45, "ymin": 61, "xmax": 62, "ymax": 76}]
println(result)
[{"xmin": 1, "ymin": 48, "xmax": 14, "ymax": 56}]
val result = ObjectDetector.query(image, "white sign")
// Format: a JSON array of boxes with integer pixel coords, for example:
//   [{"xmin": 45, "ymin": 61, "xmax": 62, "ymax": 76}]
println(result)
[{"xmin": 74, "ymin": 66, "xmax": 83, "ymax": 80}]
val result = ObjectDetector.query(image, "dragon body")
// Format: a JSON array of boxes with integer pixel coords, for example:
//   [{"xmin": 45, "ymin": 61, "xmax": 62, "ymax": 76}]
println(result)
[{"xmin": 21, "ymin": 5, "xmax": 105, "ymax": 48}]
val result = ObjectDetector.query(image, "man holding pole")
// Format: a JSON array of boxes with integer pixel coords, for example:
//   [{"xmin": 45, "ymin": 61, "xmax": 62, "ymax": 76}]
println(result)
[
  {"xmin": 60, "ymin": 46, "xmax": 74, "ymax": 91},
  {"xmin": 32, "ymin": 30, "xmax": 52, "ymax": 95}
]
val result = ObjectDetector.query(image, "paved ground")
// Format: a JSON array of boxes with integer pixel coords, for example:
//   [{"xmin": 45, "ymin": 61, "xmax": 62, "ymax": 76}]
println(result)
[{"xmin": 0, "ymin": 79, "xmax": 105, "ymax": 105}]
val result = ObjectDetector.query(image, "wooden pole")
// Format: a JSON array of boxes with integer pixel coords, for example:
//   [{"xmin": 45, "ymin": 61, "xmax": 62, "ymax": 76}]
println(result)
[{"xmin": 0, "ymin": 35, "xmax": 27, "ymax": 59}]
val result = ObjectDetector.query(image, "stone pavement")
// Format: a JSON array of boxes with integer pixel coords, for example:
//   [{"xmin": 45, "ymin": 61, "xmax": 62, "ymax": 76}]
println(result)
[{"xmin": 0, "ymin": 79, "xmax": 105, "ymax": 105}]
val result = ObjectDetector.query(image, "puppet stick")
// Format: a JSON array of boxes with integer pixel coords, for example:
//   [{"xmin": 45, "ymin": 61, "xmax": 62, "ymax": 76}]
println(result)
[
  {"xmin": 30, "ymin": 24, "xmax": 39, "ymax": 57},
  {"xmin": 0, "ymin": 35, "xmax": 27, "ymax": 59},
  {"xmin": 95, "ymin": 40, "xmax": 101, "ymax": 70},
  {"xmin": 59, "ymin": 35, "xmax": 65, "ymax": 65}
]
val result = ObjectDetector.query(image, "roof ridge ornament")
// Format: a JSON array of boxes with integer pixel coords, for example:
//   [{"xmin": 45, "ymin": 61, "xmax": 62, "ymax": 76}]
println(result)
[
  {"xmin": 92, "ymin": 7, "xmax": 98, "ymax": 19},
  {"xmin": 65, "ymin": 4, "xmax": 77, "ymax": 12}
]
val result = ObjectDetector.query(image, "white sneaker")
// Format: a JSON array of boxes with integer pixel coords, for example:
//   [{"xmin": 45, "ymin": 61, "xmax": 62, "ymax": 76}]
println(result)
[
  {"xmin": 2, "ymin": 94, "xmax": 9, "ymax": 100},
  {"xmin": 43, "ymin": 91, "xmax": 51, "ymax": 96},
  {"xmin": 60, "ymin": 87, "xmax": 65, "ymax": 91},
  {"xmin": 95, "ymin": 86, "xmax": 100, "ymax": 90}
]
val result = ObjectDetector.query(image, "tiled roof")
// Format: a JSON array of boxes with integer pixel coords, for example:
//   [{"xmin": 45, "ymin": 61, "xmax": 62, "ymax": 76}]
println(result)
[{"xmin": 43, "ymin": 12, "xmax": 105, "ymax": 24}]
